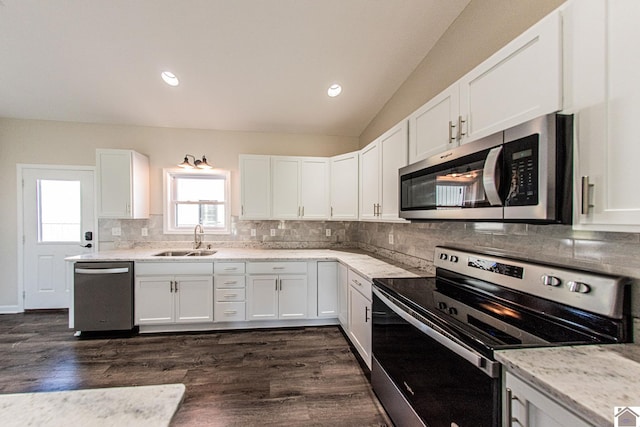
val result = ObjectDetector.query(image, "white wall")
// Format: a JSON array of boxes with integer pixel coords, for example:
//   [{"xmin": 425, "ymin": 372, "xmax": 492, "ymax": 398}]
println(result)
[{"xmin": 0, "ymin": 118, "xmax": 358, "ymax": 308}]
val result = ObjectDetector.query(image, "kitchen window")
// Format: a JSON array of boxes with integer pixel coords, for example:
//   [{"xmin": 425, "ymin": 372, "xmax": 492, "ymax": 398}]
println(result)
[{"xmin": 163, "ymin": 169, "xmax": 230, "ymax": 234}]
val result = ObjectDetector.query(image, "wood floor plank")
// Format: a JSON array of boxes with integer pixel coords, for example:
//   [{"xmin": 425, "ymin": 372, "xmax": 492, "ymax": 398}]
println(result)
[{"xmin": 0, "ymin": 311, "xmax": 391, "ymax": 426}]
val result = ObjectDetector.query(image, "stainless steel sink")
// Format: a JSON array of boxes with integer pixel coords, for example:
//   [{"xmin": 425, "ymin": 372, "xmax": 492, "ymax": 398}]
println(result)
[{"xmin": 153, "ymin": 250, "xmax": 216, "ymax": 257}]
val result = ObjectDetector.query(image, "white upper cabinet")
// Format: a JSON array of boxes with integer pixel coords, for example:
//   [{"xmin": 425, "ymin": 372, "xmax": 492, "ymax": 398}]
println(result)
[
  {"xmin": 459, "ymin": 9, "xmax": 562, "ymax": 143},
  {"xmin": 330, "ymin": 151, "xmax": 359, "ymax": 220},
  {"xmin": 407, "ymin": 8, "xmax": 562, "ymax": 164},
  {"xmin": 240, "ymin": 154, "xmax": 271, "ymax": 220},
  {"xmin": 565, "ymin": 0, "xmax": 640, "ymax": 231},
  {"xmin": 96, "ymin": 149, "xmax": 149, "ymax": 219},
  {"xmin": 271, "ymin": 156, "xmax": 330, "ymax": 220},
  {"xmin": 408, "ymin": 83, "xmax": 460, "ymax": 163},
  {"xmin": 360, "ymin": 121, "xmax": 408, "ymax": 221}
]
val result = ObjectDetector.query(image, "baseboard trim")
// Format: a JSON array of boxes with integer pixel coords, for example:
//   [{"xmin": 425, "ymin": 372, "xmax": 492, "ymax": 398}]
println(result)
[{"xmin": 0, "ymin": 305, "xmax": 23, "ymax": 314}]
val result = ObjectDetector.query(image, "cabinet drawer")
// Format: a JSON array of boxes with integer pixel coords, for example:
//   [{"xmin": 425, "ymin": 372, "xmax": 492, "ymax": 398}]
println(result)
[
  {"xmin": 215, "ymin": 288, "xmax": 246, "ymax": 302},
  {"xmin": 214, "ymin": 302, "xmax": 246, "ymax": 322},
  {"xmin": 214, "ymin": 276, "xmax": 246, "ymax": 289},
  {"xmin": 136, "ymin": 262, "xmax": 213, "ymax": 276},
  {"xmin": 214, "ymin": 262, "xmax": 246, "ymax": 274},
  {"xmin": 247, "ymin": 261, "xmax": 307, "ymax": 275},
  {"xmin": 348, "ymin": 269, "xmax": 371, "ymax": 299}
]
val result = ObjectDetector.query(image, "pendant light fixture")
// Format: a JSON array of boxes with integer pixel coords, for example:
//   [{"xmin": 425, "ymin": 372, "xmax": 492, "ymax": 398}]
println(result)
[{"xmin": 178, "ymin": 154, "xmax": 213, "ymax": 169}]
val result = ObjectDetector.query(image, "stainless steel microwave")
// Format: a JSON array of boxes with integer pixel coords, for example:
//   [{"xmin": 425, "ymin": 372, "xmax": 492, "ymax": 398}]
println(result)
[{"xmin": 399, "ymin": 114, "xmax": 573, "ymax": 223}]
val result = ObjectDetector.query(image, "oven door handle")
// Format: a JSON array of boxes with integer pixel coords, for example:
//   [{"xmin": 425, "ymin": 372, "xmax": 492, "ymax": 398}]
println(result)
[{"xmin": 373, "ymin": 287, "xmax": 499, "ymax": 378}]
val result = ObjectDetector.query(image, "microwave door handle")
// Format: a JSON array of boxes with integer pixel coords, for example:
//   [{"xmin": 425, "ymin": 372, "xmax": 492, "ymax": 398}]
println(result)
[{"xmin": 483, "ymin": 146, "xmax": 503, "ymax": 206}]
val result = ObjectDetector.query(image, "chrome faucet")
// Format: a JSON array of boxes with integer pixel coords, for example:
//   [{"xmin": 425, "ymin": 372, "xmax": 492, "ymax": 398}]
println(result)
[{"xmin": 194, "ymin": 224, "xmax": 204, "ymax": 249}]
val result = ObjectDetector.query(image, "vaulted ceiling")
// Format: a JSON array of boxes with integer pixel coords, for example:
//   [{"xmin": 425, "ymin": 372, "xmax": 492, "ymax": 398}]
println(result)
[{"xmin": 0, "ymin": 0, "xmax": 470, "ymax": 136}]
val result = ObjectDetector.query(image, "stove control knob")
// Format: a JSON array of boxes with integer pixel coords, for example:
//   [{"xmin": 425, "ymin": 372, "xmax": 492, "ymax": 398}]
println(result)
[
  {"xmin": 450, "ymin": 255, "xmax": 459, "ymax": 263},
  {"xmin": 567, "ymin": 281, "xmax": 591, "ymax": 294},
  {"xmin": 541, "ymin": 275, "xmax": 561, "ymax": 287},
  {"xmin": 438, "ymin": 302, "xmax": 447, "ymax": 310},
  {"xmin": 448, "ymin": 307, "xmax": 458, "ymax": 316},
  {"xmin": 439, "ymin": 253, "xmax": 449, "ymax": 261}
]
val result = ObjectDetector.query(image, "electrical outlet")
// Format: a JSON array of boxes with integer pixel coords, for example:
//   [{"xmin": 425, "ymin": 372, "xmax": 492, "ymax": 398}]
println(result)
[
  {"xmin": 388, "ymin": 233, "xmax": 394, "ymax": 245},
  {"xmin": 111, "ymin": 227, "xmax": 121, "ymax": 236},
  {"xmin": 325, "ymin": 229, "xmax": 331, "ymax": 237},
  {"xmin": 250, "ymin": 229, "xmax": 256, "ymax": 237},
  {"xmin": 141, "ymin": 227, "xmax": 148, "ymax": 236},
  {"xmin": 270, "ymin": 229, "xmax": 276, "ymax": 237}
]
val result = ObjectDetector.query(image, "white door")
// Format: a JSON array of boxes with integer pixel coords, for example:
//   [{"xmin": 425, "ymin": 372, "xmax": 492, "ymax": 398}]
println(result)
[
  {"xmin": 239, "ymin": 155, "xmax": 271, "ymax": 220},
  {"xmin": 359, "ymin": 141, "xmax": 380, "ymax": 220},
  {"xmin": 271, "ymin": 157, "xmax": 300, "ymax": 219},
  {"xmin": 247, "ymin": 275, "xmax": 278, "ymax": 320},
  {"xmin": 278, "ymin": 274, "xmax": 308, "ymax": 319},
  {"xmin": 21, "ymin": 166, "xmax": 95, "ymax": 309},
  {"xmin": 330, "ymin": 152, "xmax": 359, "ymax": 220},
  {"xmin": 380, "ymin": 122, "xmax": 408, "ymax": 221},
  {"xmin": 135, "ymin": 276, "xmax": 175, "ymax": 324},
  {"xmin": 175, "ymin": 275, "xmax": 214, "ymax": 323},
  {"xmin": 300, "ymin": 158, "xmax": 330, "ymax": 219}
]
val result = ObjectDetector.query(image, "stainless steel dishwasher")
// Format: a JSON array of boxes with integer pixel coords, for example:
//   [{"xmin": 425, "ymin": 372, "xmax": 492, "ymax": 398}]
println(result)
[{"xmin": 74, "ymin": 261, "xmax": 134, "ymax": 332}]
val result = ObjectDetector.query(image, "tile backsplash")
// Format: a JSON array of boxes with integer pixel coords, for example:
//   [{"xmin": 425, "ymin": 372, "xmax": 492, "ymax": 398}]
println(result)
[{"xmin": 99, "ymin": 215, "xmax": 640, "ymax": 320}]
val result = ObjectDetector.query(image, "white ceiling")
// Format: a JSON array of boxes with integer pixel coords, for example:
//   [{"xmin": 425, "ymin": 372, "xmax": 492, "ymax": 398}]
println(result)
[{"xmin": 0, "ymin": 0, "xmax": 470, "ymax": 137}]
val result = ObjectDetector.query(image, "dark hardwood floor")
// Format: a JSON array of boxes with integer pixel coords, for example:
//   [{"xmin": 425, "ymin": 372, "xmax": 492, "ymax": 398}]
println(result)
[{"xmin": 0, "ymin": 311, "xmax": 391, "ymax": 426}]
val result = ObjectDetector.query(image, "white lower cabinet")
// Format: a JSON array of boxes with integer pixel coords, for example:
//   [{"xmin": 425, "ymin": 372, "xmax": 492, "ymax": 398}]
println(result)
[
  {"xmin": 505, "ymin": 371, "xmax": 594, "ymax": 427},
  {"xmin": 347, "ymin": 269, "xmax": 372, "ymax": 369},
  {"xmin": 214, "ymin": 262, "xmax": 246, "ymax": 322},
  {"xmin": 135, "ymin": 262, "xmax": 214, "ymax": 326},
  {"xmin": 337, "ymin": 263, "xmax": 349, "ymax": 330},
  {"xmin": 247, "ymin": 275, "xmax": 308, "ymax": 320},
  {"xmin": 136, "ymin": 275, "xmax": 213, "ymax": 325},
  {"xmin": 317, "ymin": 261, "xmax": 338, "ymax": 318}
]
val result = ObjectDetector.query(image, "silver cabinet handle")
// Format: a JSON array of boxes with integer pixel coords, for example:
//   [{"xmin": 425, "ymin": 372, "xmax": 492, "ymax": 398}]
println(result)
[
  {"xmin": 272, "ymin": 267, "xmax": 285, "ymax": 270},
  {"xmin": 448, "ymin": 120, "xmax": 456, "ymax": 143},
  {"xmin": 365, "ymin": 306, "xmax": 370, "ymax": 323},
  {"xmin": 174, "ymin": 280, "xmax": 178, "ymax": 292},
  {"xmin": 223, "ymin": 310, "xmax": 238, "ymax": 315},
  {"xmin": 352, "ymin": 279, "xmax": 362, "ymax": 287},
  {"xmin": 506, "ymin": 388, "xmax": 523, "ymax": 426},
  {"xmin": 581, "ymin": 176, "xmax": 594, "ymax": 214},
  {"xmin": 223, "ymin": 280, "xmax": 238, "ymax": 285},
  {"xmin": 170, "ymin": 280, "xmax": 174, "ymax": 293},
  {"xmin": 457, "ymin": 115, "xmax": 466, "ymax": 141},
  {"xmin": 301, "ymin": 206, "xmax": 304, "ymax": 217},
  {"xmin": 298, "ymin": 206, "xmax": 301, "ymax": 217}
]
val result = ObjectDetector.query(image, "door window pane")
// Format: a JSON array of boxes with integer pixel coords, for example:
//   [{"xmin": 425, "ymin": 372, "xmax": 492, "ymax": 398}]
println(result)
[{"xmin": 38, "ymin": 180, "xmax": 81, "ymax": 242}]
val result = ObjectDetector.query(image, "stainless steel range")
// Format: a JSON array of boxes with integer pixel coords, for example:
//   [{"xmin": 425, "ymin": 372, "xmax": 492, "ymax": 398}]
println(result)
[{"xmin": 371, "ymin": 246, "xmax": 631, "ymax": 427}]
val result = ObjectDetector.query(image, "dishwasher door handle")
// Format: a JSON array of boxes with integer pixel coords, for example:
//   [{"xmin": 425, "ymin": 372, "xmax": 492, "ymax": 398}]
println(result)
[{"xmin": 75, "ymin": 268, "xmax": 130, "ymax": 275}]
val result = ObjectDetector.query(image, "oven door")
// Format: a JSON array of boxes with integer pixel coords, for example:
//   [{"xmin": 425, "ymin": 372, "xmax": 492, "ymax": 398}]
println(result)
[{"xmin": 372, "ymin": 287, "xmax": 501, "ymax": 427}]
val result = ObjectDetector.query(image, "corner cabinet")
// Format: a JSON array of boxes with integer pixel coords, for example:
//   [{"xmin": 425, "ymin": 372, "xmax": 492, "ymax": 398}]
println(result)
[
  {"xmin": 246, "ymin": 262, "xmax": 308, "ymax": 320},
  {"xmin": 564, "ymin": 0, "xmax": 640, "ymax": 232},
  {"xmin": 96, "ymin": 149, "xmax": 149, "ymax": 219},
  {"xmin": 408, "ymin": 9, "xmax": 562, "ymax": 164},
  {"xmin": 505, "ymin": 371, "xmax": 594, "ymax": 427},
  {"xmin": 330, "ymin": 151, "xmax": 359, "ymax": 220},
  {"xmin": 359, "ymin": 121, "xmax": 408, "ymax": 221},
  {"xmin": 317, "ymin": 261, "xmax": 338, "ymax": 318},
  {"xmin": 135, "ymin": 262, "xmax": 214, "ymax": 326},
  {"xmin": 240, "ymin": 155, "xmax": 271, "ymax": 220}
]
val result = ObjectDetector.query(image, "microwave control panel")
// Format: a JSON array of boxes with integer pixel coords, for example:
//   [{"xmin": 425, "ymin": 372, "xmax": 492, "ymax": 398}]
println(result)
[{"xmin": 504, "ymin": 134, "xmax": 539, "ymax": 206}]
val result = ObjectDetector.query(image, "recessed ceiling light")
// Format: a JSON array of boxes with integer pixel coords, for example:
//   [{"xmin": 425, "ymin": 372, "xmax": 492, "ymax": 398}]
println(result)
[
  {"xmin": 161, "ymin": 71, "xmax": 179, "ymax": 87},
  {"xmin": 327, "ymin": 83, "xmax": 342, "ymax": 97}
]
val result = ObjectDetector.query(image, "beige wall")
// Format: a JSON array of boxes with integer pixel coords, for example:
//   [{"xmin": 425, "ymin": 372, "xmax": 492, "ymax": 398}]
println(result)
[
  {"xmin": 359, "ymin": 0, "xmax": 566, "ymax": 147},
  {"xmin": 0, "ymin": 118, "xmax": 357, "ymax": 307}
]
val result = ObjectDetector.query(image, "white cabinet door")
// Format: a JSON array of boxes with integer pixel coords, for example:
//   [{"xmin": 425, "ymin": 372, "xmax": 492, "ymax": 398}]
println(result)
[
  {"xmin": 380, "ymin": 122, "xmax": 408, "ymax": 221},
  {"xmin": 505, "ymin": 372, "xmax": 593, "ymax": 427},
  {"xmin": 408, "ymin": 83, "xmax": 460, "ymax": 163},
  {"xmin": 300, "ymin": 158, "xmax": 330, "ymax": 219},
  {"xmin": 348, "ymin": 285, "xmax": 371, "ymax": 369},
  {"xmin": 271, "ymin": 157, "xmax": 300, "ymax": 219},
  {"xmin": 174, "ymin": 275, "xmax": 213, "ymax": 323},
  {"xmin": 240, "ymin": 155, "xmax": 271, "ymax": 220},
  {"xmin": 247, "ymin": 275, "xmax": 279, "ymax": 320},
  {"xmin": 568, "ymin": 0, "xmax": 640, "ymax": 231},
  {"xmin": 317, "ymin": 261, "xmax": 338, "ymax": 318},
  {"xmin": 135, "ymin": 276, "xmax": 174, "ymax": 324},
  {"xmin": 96, "ymin": 149, "xmax": 149, "ymax": 219},
  {"xmin": 459, "ymin": 9, "xmax": 562, "ymax": 144},
  {"xmin": 337, "ymin": 263, "xmax": 348, "ymax": 330},
  {"xmin": 278, "ymin": 275, "xmax": 308, "ymax": 319},
  {"xmin": 330, "ymin": 151, "xmax": 359, "ymax": 220},
  {"xmin": 359, "ymin": 141, "xmax": 381, "ymax": 220}
]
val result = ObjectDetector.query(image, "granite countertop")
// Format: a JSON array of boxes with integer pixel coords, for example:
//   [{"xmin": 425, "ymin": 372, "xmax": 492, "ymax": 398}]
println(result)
[
  {"xmin": 0, "ymin": 383, "xmax": 185, "ymax": 427},
  {"xmin": 66, "ymin": 248, "xmax": 421, "ymax": 281},
  {"xmin": 495, "ymin": 344, "xmax": 640, "ymax": 426}
]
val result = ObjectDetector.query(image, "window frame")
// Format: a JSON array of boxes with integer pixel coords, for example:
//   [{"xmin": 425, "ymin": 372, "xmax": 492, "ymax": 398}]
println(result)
[{"xmin": 163, "ymin": 168, "xmax": 231, "ymax": 235}]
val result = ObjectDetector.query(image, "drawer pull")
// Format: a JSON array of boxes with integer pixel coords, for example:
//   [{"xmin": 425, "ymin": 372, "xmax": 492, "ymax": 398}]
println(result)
[
  {"xmin": 223, "ymin": 310, "xmax": 238, "ymax": 315},
  {"xmin": 352, "ymin": 279, "xmax": 362, "ymax": 287},
  {"xmin": 223, "ymin": 281, "xmax": 238, "ymax": 285},
  {"xmin": 223, "ymin": 293, "xmax": 238, "ymax": 298},
  {"xmin": 223, "ymin": 267, "xmax": 237, "ymax": 271},
  {"xmin": 272, "ymin": 267, "xmax": 285, "ymax": 270}
]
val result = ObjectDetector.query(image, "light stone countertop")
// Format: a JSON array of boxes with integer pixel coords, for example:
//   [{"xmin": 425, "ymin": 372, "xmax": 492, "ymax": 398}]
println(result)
[
  {"xmin": 66, "ymin": 248, "xmax": 420, "ymax": 281},
  {"xmin": 495, "ymin": 344, "xmax": 640, "ymax": 426},
  {"xmin": 0, "ymin": 383, "xmax": 185, "ymax": 427}
]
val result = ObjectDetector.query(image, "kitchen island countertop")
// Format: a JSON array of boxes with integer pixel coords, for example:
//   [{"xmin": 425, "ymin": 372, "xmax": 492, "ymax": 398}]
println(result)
[{"xmin": 495, "ymin": 344, "xmax": 640, "ymax": 426}]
